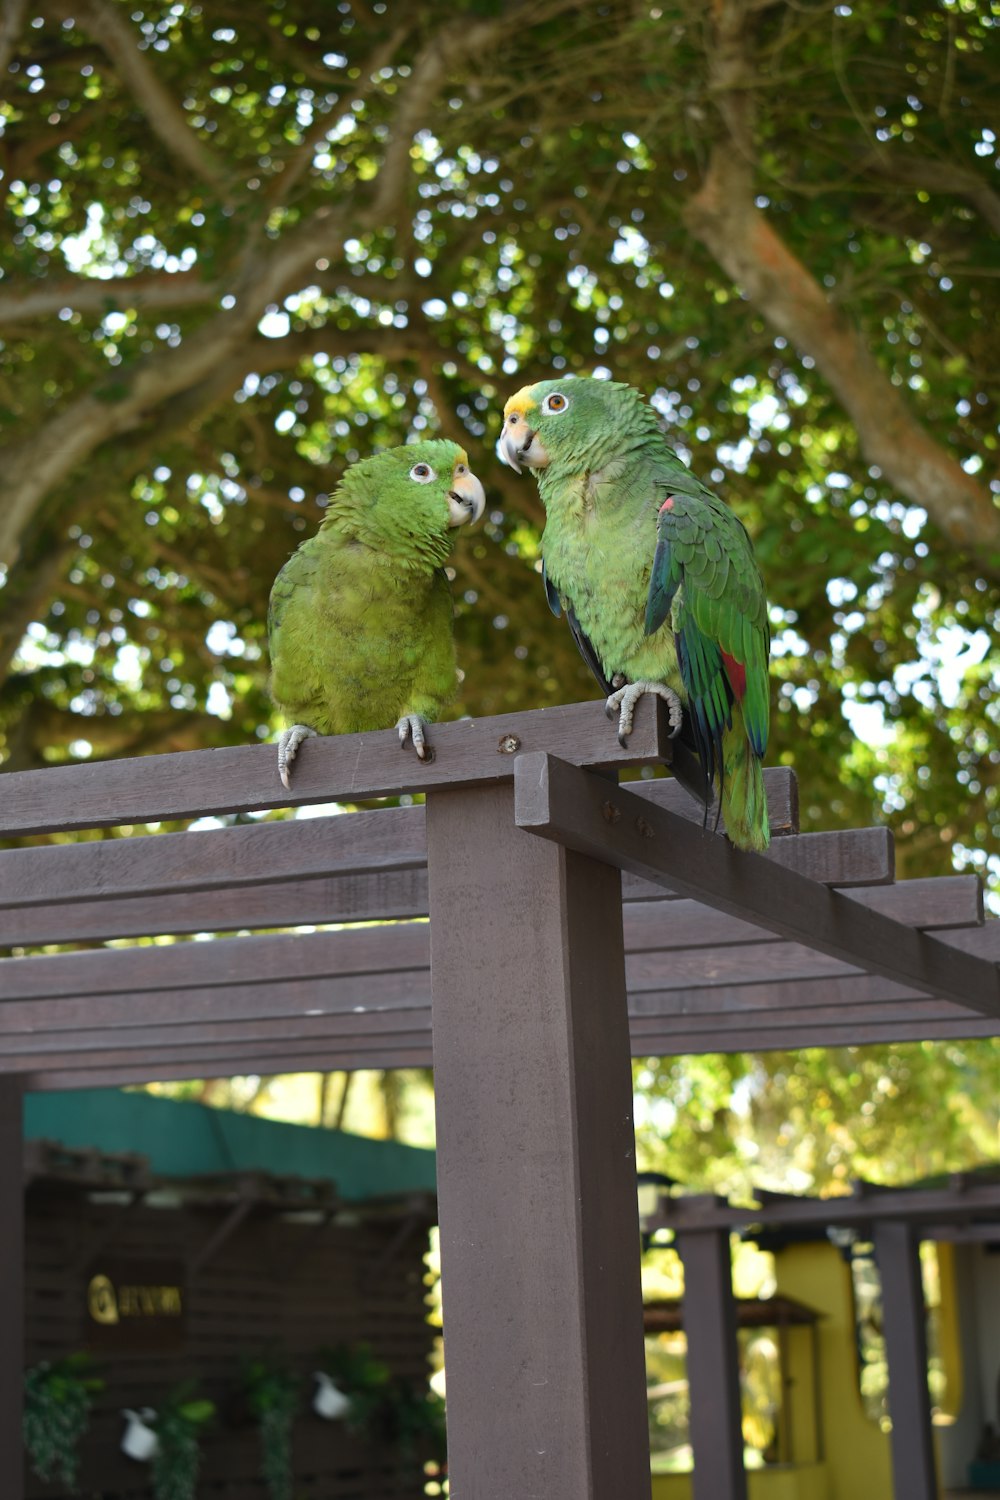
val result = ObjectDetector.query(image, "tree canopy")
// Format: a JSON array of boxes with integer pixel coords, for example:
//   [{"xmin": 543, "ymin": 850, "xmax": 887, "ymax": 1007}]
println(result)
[{"xmin": 1, "ymin": 0, "xmax": 997, "ymax": 1180}]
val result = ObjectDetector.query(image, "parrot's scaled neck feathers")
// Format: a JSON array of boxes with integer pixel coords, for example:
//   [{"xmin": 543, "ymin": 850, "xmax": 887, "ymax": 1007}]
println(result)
[{"xmin": 317, "ymin": 440, "xmax": 461, "ymax": 573}]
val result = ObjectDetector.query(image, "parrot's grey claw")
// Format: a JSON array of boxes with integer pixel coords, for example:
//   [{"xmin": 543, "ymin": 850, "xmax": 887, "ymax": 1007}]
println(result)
[
  {"xmin": 605, "ymin": 681, "xmax": 684, "ymax": 745},
  {"xmin": 397, "ymin": 714, "xmax": 433, "ymax": 762},
  {"xmin": 277, "ymin": 724, "xmax": 318, "ymax": 789}
]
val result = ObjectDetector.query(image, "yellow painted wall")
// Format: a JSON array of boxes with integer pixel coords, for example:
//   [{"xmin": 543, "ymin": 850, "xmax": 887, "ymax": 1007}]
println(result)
[
  {"xmin": 775, "ymin": 1242, "xmax": 894, "ymax": 1500},
  {"xmin": 651, "ymin": 1465, "xmax": 829, "ymax": 1500}
]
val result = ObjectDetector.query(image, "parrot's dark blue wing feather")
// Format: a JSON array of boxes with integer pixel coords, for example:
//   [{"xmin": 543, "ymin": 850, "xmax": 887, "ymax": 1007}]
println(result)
[
  {"xmin": 541, "ymin": 562, "xmax": 615, "ymax": 694},
  {"xmin": 567, "ymin": 608, "xmax": 614, "ymax": 697},
  {"xmin": 542, "ymin": 559, "xmax": 562, "ymax": 619},
  {"xmin": 645, "ymin": 531, "xmax": 681, "ymax": 636}
]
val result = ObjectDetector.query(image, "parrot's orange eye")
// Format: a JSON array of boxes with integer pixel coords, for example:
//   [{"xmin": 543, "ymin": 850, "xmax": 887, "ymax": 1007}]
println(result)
[
  {"xmin": 409, "ymin": 463, "xmax": 437, "ymax": 484},
  {"xmin": 542, "ymin": 392, "xmax": 569, "ymax": 415}
]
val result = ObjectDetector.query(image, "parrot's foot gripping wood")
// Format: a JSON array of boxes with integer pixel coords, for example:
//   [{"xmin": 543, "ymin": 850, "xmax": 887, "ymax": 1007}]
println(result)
[
  {"xmin": 606, "ymin": 682, "xmax": 683, "ymax": 748},
  {"xmin": 277, "ymin": 723, "xmax": 317, "ymax": 789},
  {"xmin": 397, "ymin": 714, "xmax": 433, "ymax": 762}
]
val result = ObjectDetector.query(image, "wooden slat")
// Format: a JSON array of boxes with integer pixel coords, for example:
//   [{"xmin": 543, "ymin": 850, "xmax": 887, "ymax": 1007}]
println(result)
[
  {"xmin": 25, "ymin": 1050, "xmax": 437, "ymax": 1091},
  {"xmin": 651, "ymin": 1179, "xmax": 1000, "ymax": 1233},
  {"xmin": 0, "ymin": 1029, "xmax": 434, "ymax": 1075},
  {"xmin": 514, "ymin": 755, "xmax": 1000, "ymax": 1018},
  {"xmin": 3, "ymin": 909, "xmax": 992, "ymax": 1021},
  {"xmin": 3, "ymin": 995, "xmax": 980, "ymax": 1073},
  {"xmin": 628, "ymin": 974, "xmax": 924, "ymax": 1017},
  {"xmin": 1, "ymin": 868, "xmax": 433, "ymax": 946},
  {"xmin": 0, "ymin": 924, "xmax": 432, "ymax": 1001},
  {"xmin": 2, "ymin": 825, "xmax": 889, "ymax": 948},
  {"xmin": 0, "ymin": 971, "xmax": 429, "ymax": 1035},
  {"xmin": 629, "ymin": 998, "xmax": 968, "ymax": 1035},
  {"xmin": 0, "ymin": 804, "xmax": 425, "ymax": 909},
  {"xmin": 1, "ymin": 857, "xmax": 976, "ymax": 951},
  {"xmin": 21, "ymin": 1001, "xmax": 1000, "ymax": 1090},
  {"xmin": 0, "ymin": 697, "xmax": 675, "ymax": 836},
  {"xmin": 1, "ymin": 980, "xmax": 980, "ymax": 1069},
  {"xmin": 632, "ymin": 1017, "xmax": 1000, "ymax": 1055}
]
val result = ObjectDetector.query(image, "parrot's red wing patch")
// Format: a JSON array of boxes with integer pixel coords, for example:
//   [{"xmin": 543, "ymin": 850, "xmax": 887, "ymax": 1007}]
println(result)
[
  {"xmin": 658, "ymin": 495, "xmax": 676, "ymax": 514},
  {"xmin": 721, "ymin": 650, "xmax": 747, "ymax": 702}
]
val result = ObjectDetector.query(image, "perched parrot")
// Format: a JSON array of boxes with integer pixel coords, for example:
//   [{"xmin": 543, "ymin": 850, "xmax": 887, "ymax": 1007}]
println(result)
[
  {"xmin": 500, "ymin": 377, "xmax": 771, "ymax": 851},
  {"xmin": 268, "ymin": 440, "xmax": 485, "ymax": 787}
]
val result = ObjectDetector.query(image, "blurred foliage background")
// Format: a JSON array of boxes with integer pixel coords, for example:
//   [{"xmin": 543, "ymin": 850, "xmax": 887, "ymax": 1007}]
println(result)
[{"xmin": 1, "ymin": 0, "xmax": 997, "ymax": 1189}]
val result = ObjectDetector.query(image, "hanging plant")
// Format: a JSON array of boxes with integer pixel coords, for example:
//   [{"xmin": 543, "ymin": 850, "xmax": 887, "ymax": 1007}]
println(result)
[
  {"xmin": 23, "ymin": 1352, "xmax": 104, "ymax": 1488},
  {"xmin": 382, "ymin": 1379, "xmax": 447, "ymax": 1467},
  {"xmin": 149, "ymin": 1385, "xmax": 215, "ymax": 1500},
  {"xmin": 243, "ymin": 1359, "xmax": 300, "ymax": 1500}
]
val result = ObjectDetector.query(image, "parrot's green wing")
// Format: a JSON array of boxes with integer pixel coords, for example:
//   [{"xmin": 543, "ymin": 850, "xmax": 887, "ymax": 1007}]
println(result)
[{"xmin": 644, "ymin": 487, "xmax": 769, "ymax": 786}]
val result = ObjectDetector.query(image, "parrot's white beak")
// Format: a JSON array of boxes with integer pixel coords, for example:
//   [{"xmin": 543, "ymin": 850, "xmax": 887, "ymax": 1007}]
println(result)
[
  {"xmin": 448, "ymin": 470, "xmax": 486, "ymax": 527},
  {"xmin": 500, "ymin": 410, "xmax": 549, "ymax": 473}
]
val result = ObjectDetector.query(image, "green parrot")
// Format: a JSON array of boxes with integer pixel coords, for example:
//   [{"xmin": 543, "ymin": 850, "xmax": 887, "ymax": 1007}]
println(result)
[
  {"xmin": 268, "ymin": 440, "xmax": 485, "ymax": 787},
  {"xmin": 500, "ymin": 377, "xmax": 771, "ymax": 851}
]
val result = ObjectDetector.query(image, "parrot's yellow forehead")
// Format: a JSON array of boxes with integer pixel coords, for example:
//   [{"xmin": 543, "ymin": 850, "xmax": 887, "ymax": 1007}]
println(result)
[
  {"xmin": 503, "ymin": 386, "xmax": 538, "ymax": 419},
  {"xmin": 455, "ymin": 448, "xmax": 469, "ymax": 467}
]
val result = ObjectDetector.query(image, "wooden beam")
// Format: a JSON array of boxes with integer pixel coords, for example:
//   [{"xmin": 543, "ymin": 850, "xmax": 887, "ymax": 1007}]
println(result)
[
  {"xmin": 2, "ymin": 823, "xmax": 899, "ymax": 948},
  {"xmin": 514, "ymin": 754, "xmax": 1000, "ymax": 1018},
  {"xmin": 633, "ymin": 765, "xmax": 798, "ymax": 838},
  {"xmin": 676, "ymin": 1227, "xmax": 747, "ymax": 1500},
  {"xmin": 629, "ymin": 997, "xmax": 968, "ymax": 1036},
  {"xmin": 24, "ymin": 1049, "xmax": 437, "ymax": 1092},
  {"xmin": 0, "ymin": 697, "xmax": 674, "ymax": 837},
  {"xmin": 873, "ymin": 1220, "xmax": 938, "ymax": 1500},
  {"xmin": 631, "ymin": 1017, "xmax": 999, "ymax": 1055},
  {"xmin": 0, "ymin": 989, "xmax": 986, "ymax": 1071},
  {"xmin": 426, "ymin": 781, "xmax": 652, "ymax": 1500},
  {"xmin": 0, "ymin": 868, "xmax": 433, "ymax": 946},
  {"xmin": 649, "ymin": 1180, "xmax": 1000, "ymax": 1235},
  {"xmin": 0, "ymin": 923, "xmax": 432, "ymax": 1001},
  {"xmin": 0, "ymin": 1080, "xmax": 23, "ymax": 1500},
  {"xmin": 3, "ymin": 917, "xmax": 993, "ymax": 1034},
  {"xmin": 0, "ymin": 970, "xmax": 430, "ymax": 1034},
  {"xmin": 0, "ymin": 803, "xmax": 425, "ymax": 911}
]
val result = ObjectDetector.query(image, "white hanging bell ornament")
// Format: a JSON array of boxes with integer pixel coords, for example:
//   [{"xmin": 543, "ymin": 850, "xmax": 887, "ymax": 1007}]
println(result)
[
  {"xmin": 312, "ymin": 1371, "xmax": 351, "ymax": 1420},
  {"xmin": 121, "ymin": 1407, "xmax": 160, "ymax": 1462}
]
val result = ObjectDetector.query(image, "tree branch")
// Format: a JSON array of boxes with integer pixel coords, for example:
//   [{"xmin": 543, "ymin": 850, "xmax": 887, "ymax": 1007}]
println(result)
[
  {"xmin": 0, "ymin": 2, "xmax": 535, "ymax": 569},
  {"xmin": 686, "ymin": 0, "xmax": 999, "ymax": 565},
  {"xmin": 0, "ymin": 0, "xmax": 28, "ymax": 76},
  {"xmin": 264, "ymin": 23, "xmax": 412, "ymax": 211},
  {"xmin": 859, "ymin": 148, "xmax": 1000, "ymax": 238},
  {"xmin": 0, "ymin": 270, "xmax": 219, "ymax": 325},
  {"xmin": 47, "ymin": 0, "xmax": 231, "ymax": 191}
]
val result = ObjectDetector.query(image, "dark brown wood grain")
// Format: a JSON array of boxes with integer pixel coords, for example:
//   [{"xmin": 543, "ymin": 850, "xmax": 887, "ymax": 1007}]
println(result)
[
  {"xmin": 1, "ymin": 1081, "xmax": 23, "ymax": 1500},
  {"xmin": 515, "ymin": 754, "xmax": 1000, "ymax": 1018},
  {"xmin": 426, "ymin": 781, "xmax": 652, "ymax": 1500},
  {"xmin": 0, "ymin": 697, "xmax": 674, "ymax": 836}
]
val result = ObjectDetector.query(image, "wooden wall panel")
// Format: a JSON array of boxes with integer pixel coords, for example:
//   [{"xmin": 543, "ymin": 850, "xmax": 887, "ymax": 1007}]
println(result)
[{"xmin": 23, "ymin": 1181, "xmax": 438, "ymax": 1499}]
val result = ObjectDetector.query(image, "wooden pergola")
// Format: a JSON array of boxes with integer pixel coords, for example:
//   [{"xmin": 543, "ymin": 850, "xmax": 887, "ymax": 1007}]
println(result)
[
  {"xmin": 2, "ymin": 698, "xmax": 997, "ymax": 1499},
  {"xmin": 647, "ymin": 1175, "xmax": 1000, "ymax": 1500}
]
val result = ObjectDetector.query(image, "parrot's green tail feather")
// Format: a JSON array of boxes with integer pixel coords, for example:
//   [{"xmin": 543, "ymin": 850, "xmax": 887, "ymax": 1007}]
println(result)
[{"xmin": 720, "ymin": 722, "xmax": 770, "ymax": 852}]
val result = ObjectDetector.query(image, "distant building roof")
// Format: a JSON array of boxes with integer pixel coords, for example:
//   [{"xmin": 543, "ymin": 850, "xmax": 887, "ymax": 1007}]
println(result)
[{"xmin": 24, "ymin": 1088, "xmax": 437, "ymax": 1203}]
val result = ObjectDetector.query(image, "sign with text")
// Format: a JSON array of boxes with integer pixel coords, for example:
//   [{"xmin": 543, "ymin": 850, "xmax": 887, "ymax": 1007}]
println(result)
[{"xmin": 85, "ymin": 1260, "xmax": 186, "ymax": 1352}]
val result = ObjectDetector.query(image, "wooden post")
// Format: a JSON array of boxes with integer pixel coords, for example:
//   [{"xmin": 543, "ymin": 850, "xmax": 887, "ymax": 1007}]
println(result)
[
  {"xmin": 675, "ymin": 1226, "xmax": 748, "ymax": 1500},
  {"xmin": 0, "ymin": 1079, "xmax": 24, "ymax": 1500},
  {"xmin": 426, "ymin": 782, "xmax": 651, "ymax": 1500},
  {"xmin": 874, "ymin": 1219, "xmax": 938, "ymax": 1500}
]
